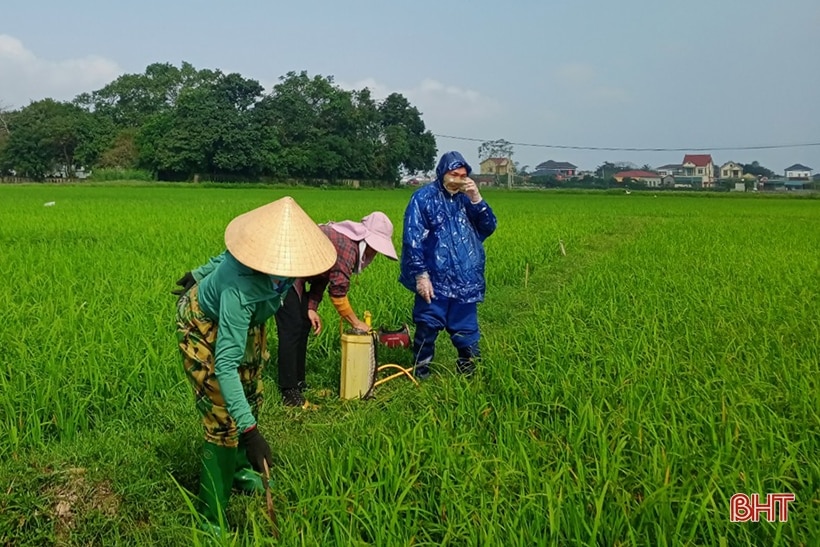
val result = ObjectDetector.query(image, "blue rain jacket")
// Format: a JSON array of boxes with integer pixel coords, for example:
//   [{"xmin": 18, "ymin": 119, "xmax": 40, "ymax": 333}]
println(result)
[{"xmin": 399, "ymin": 151, "xmax": 498, "ymax": 303}]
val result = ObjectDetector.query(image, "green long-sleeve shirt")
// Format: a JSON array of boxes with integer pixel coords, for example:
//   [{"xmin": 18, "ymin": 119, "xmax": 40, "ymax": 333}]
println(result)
[{"xmin": 193, "ymin": 251, "xmax": 293, "ymax": 432}]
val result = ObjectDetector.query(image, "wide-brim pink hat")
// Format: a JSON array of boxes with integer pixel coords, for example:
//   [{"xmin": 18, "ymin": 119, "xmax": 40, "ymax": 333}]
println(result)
[
  {"xmin": 361, "ymin": 212, "xmax": 398, "ymax": 260},
  {"xmin": 327, "ymin": 212, "xmax": 398, "ymax": 260}
]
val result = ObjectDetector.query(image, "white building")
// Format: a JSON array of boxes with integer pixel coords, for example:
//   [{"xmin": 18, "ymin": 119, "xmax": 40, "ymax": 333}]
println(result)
[
  {"xmin": 720, "ymin": 161, "xmax": 744, "ymax": 180},
  {"xmin": 784, "ymin": 164, "xmax": 813, "ymax": 180}
]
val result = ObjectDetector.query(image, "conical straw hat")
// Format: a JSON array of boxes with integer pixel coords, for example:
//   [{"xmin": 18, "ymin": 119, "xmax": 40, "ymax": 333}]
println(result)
[{"xmin": 224, "ymin": 196, "xmax": 337, "ymax": 277}]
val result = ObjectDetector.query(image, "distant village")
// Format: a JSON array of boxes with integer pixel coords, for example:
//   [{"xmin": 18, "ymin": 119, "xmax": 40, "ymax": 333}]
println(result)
[
  {"xmin": 475, "ymin": 156, "xmax": 817, "ymax": 191},
  {"xmin": 404, "ymin": 156, "xmax": 817, "ymax": 192}
]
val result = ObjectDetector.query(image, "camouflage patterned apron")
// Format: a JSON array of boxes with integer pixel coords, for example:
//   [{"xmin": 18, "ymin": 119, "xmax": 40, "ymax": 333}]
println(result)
[{"xmin": 176, "ymin": 285, "xmax": 268, "ymax": 448}]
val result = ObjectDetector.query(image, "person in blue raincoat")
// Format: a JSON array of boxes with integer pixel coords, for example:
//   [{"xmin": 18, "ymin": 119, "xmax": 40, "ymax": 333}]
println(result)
[{"xmin": 399, "ymin": 150, "xmax": 498, "ymax": 378}]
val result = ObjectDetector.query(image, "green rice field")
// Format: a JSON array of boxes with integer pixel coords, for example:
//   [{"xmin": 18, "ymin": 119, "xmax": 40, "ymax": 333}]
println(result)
[{"xmin": 0, "ymin": 184, "xmax": 818, "ymax": 546}]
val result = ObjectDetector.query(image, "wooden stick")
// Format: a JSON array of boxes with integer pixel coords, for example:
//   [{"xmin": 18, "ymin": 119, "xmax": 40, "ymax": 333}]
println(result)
[{"xmin": 262, "ymin": 460, "xmax": 279, "ymax": 539}]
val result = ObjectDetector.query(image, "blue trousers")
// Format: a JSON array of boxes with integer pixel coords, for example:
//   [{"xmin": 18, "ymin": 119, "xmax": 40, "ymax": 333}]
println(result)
[{"xmin": 412, "ymin": 295, "xmax": 481, "ymax": 377}]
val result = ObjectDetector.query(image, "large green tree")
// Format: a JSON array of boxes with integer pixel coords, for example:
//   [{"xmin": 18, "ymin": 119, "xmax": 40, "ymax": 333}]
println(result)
[
  {"xmin": 477, "ymin": 138, "xmax": 513, "ymax": 162},
  {"xmin": 75, "ymin": 62, "xmax": 218, "ymax": 129},
  {"xmin": 259, "ymin": 72, "xmax": 435, "ymax": 182},
  {"xmin": 378, "ymin": 93, "xmax": 436, "ymax": 180},
  {"xmin": 3, "ymin": 63, "xmax": 436, "ymax": 182},
  {"xmin": 262, "ymin": 72, "xmax": 358, "ymax": 179},
  {"xmin": 97, "ymin": 129, "xmax": 139, "ymax": 169},
  {"xmin": 76, "ymin": 62, "xmax": 223, "ymax": 172},
  {"xmin": 136, "ymin": 72, "xmax": 269, "ymax": 179},
  {"xmin": 1, "ymin": 99, "xmax": 112, "ymax": 179}
]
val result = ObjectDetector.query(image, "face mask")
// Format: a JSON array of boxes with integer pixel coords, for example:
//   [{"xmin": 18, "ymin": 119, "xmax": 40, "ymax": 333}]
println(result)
[
  {"xmin": 361, "ymin": 246, "xmax": 376, "ymax": 271},
  {"xmin": 443, "ymin": 174, "xmax": 466, "ymax": 194},
  {"xmin": 356, "ymin": 241, "xmax": 368, "ymax": 274}
]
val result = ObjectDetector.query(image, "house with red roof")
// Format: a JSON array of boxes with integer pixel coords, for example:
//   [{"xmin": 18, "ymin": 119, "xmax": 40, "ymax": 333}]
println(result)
[
  {"xmin": 681, "ymin": 154, "xmax": 716, "ymax": 187},
  {"xmin": 613, "ymin": 170, "xmax": 662, "ymax": 187}
]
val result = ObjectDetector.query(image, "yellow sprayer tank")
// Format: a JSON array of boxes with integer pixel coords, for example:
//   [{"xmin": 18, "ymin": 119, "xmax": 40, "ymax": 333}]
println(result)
[
  {"xmin": 339, "ymin": 332, "xmax": 375, "ymax": 399},
  {"xmin": 339, "ymin": 313, "xmax": 419, "ymax": 398}
]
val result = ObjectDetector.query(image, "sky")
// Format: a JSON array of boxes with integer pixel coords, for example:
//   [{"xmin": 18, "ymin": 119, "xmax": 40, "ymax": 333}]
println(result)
[{"xmin": 2, "ymin": 0, "xmax": 820, "ymax": 175}]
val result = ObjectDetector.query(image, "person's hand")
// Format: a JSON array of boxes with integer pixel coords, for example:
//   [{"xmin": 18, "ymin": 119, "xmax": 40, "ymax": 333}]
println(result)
[
  {"xmin": 171, "ymin": 271, "xmax": 196, "ymax": 296},
  {"xmin": 240, "ymin": 425, "xmax": 273, "ymax": 473},
  {"xmin": 416, "ymin": 273, "xmax": 435, "ymax": 304},
  {"xmin": 462, "ymin": 178, "xmax": 482, "ymax": 204},
  {"xmin": 350, "ymin": 319, "xmax": 371, "ymax": 333},
  {"xmin": 307, "ymin": 309, "xmax": 322, "ymax": 335}
]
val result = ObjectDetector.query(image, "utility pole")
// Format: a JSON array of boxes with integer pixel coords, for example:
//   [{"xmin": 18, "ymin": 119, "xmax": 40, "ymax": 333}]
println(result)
[{"xmin": 507, "ymin": 156, "xmax": 512, "ymax": 190}]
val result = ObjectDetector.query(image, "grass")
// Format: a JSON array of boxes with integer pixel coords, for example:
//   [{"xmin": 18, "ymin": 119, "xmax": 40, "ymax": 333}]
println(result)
[
  {"xmin": 0, "ymin": 185, "xmax": 818, "ymax": 545},
  {"xmin": 88, "ymin": 168, "xmax": 155, "ymax": 182}
]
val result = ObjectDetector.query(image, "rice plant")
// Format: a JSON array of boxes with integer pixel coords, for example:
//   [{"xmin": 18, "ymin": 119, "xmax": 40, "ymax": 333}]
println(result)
[{"xmin": 0, "ymin": 185, "xmax": 817, "ymax": 545}]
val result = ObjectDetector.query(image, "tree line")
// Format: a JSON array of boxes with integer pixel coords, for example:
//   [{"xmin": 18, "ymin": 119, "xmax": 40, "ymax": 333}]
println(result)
[{"xmin": 0, "ymin": 62, "xmax": 437, "ymax": 182}]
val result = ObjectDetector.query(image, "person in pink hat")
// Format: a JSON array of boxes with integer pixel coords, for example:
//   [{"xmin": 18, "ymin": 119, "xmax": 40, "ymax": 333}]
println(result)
[{"xmin": 274, "ymin": 211, "xmax": 398, "ymax": 407}]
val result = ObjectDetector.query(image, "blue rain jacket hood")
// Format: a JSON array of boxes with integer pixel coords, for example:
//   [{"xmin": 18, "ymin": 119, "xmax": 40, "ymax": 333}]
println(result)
[
  {"xmin": 399, "ymin": 151, "xmax": 497, "ymax": 303},
  {"xmin": 435, "ymin": 150, "xmax": 472, "ymax": 180}
]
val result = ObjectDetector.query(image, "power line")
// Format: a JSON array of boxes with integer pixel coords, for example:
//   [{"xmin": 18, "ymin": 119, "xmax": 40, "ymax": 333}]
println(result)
[{"xmin": 433, "ymin": 134, "xmax": 820, "ymax": 152}]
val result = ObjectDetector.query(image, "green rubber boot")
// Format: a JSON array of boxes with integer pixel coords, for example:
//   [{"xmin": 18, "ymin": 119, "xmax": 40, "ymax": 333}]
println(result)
[
  {"xmin": 198, "ymin": 441, "xmax": 237, "ymax": 535},
  {"xmin": 233, "ymin": 446, "xmax": 266, "ymax": 494}
]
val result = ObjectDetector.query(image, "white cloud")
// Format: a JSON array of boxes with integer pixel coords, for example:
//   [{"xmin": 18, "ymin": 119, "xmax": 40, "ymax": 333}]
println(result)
[
  {"xmin": 341, "ymin": 77, "xmax": 389, "ymax": 98},
  {"xmin": 0, "ymin": 34, "xmax": 122, "ymax": 108},
  {"xmin": 338, "ymin": 76, "xmax": 504, "ymax": 130}
]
